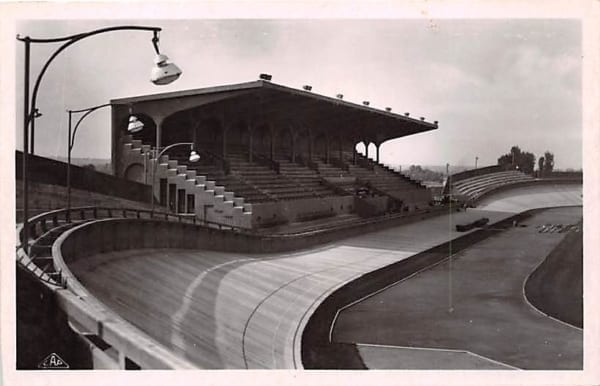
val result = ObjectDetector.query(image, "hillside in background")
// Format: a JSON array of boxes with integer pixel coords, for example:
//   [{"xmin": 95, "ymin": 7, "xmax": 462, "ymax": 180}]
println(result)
[{"xmin": 55, "ymin": 157, "xmax": 112, "ymax": 175}]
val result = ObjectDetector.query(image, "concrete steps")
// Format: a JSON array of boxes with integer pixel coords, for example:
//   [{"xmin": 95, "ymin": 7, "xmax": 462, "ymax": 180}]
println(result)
[{"xmin": 120, "ymin": 140, "xmax": 253, "ymax": 229}]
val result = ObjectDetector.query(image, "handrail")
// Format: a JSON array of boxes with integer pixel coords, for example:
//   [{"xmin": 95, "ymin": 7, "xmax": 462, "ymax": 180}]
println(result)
[
  {"xmin": 17, "ymin": 205, "xmax": 245, "ymax": 290},
  {"xmin": 19, "ymin": 205, "xmax": 241, "ymax": 247}
]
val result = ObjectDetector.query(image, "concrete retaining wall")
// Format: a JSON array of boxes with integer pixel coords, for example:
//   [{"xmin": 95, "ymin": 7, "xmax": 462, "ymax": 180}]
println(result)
[{"xmin": 251, "ymin": 196, "xmax": 355, "ymax": 227}]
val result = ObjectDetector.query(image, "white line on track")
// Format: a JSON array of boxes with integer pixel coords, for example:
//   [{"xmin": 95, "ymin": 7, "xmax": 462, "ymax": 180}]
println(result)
[
  {"xmin": 354, "ymin": 342, "xmax": 521, "ymax": 370},
  {"xmin": 170, "ymin": 258, "xmax": 257, "ymax": 351},
  {"xmin": 521, "ymin": 234, "xmax": 583, "ymax": 332}
]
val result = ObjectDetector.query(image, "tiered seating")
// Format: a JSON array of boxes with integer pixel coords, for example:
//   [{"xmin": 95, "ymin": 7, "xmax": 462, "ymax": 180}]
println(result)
[
  {"xmin": 315, "ymin": 161, "xmax": 352, "ymax": 178},
  {"xmin": 314, "ymin": 160, "xmax": 356, "ymax": 195},
  {"xmin": 337, "ymin": 152, "xmax": 431, "ymax": 208},
  {"xmin": 227, "ymin": 153, "xmax": 337, "ymax": 201},
  {"xmin": 275, "ymin": 157, "xmax": 341, "ymax": 199},
  {"xmin": 451, "ymin": 170, "xmax": 534, "ymax": 201}
]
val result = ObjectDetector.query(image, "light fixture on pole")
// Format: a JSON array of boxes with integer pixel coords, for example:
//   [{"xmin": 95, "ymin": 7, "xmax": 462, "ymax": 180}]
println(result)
[
  {"xmin": 150, "ymin": 142, "xmax": 200, "ymax": 214},
  {"xmin": 126, "ymin": 104, "xmax": 144, "ymax": 133},
  {"xmin": 475, "ymin": 156, "xmax": 479, "ymax": 169},
  {"xmin": 17, "ymin": 25, "xmax": 181, "ymax": 252},
  {"xmin": 127, "ymin": 116, "xmax": 144, "ymax": 133},
  {"xmin": 66, "ymin": 103, "xmax": 144, "ymax": 220}
]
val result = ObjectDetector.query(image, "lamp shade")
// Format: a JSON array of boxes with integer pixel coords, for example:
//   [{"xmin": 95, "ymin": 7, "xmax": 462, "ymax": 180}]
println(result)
[
  {"xmin": 127, "ymin": 116, "xmax": 144, "ymax": 133},
  {"xmin": 188, "ymin": 150, "xmax": 200, "ymax": 163},
  {"xmin": 151, "ymin": 54, "xmax": 182, "ymax": 85}
]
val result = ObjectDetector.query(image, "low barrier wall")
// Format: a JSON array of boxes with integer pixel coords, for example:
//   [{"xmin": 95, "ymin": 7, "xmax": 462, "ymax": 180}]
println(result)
[
  {"xmin": 16, "ymin": 150, "xmax": 151, "ymax": 203},
  {"xmin": 251, "ymin": 196, "xmax": 355, "ymax": 227},
  {"xmin": 473, "ymin": 179, "xmax": 582, "ymax": 205}
]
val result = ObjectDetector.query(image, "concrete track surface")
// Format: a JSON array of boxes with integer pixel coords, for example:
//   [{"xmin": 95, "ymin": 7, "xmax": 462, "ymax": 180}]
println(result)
[{"xmin": 68, "ymin": 185, "xmax": 582, "ymax": 369}]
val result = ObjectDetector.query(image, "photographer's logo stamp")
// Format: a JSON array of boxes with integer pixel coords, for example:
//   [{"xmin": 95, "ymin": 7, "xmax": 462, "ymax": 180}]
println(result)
[{"xmin": 38, "ymin": 353, "xmax": 69, "ymax": 369}]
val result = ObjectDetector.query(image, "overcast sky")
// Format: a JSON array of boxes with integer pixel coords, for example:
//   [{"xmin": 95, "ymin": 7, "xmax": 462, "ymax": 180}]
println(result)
[{"xmin": 15, "ymin": 18, "xmax": 582, "ymax": 169}]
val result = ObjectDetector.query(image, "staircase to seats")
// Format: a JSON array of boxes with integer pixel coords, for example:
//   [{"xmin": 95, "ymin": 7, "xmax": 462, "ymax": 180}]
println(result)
[{"xmin": 120, "ymin": 136, "xmax": 253, "ymax": 228}]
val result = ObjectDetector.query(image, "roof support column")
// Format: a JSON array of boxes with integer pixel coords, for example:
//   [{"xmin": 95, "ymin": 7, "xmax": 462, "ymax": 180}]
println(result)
[
  {"xmin": 364, "ymin": 141, "xmax": 369, "ymax": 159},
  {"xmin": 269, "ymin": 125, "xmax": 275, "ymax": 161},
  {"xmin": 155, "ymin": 117, "xmax": 164, "ymax": 152},
  {"xmin": 291, "ymin": 131, "xmax": 296, "ymax": 163},
  {"xmin": 248, "ymin": 124, "xmax": 253, "ymax": 162},
  {"xmin": 222, "ymin": 126, "xmax": 228, "ymax": 157},
  {"xmin": 220, "ymin": 105, "xmax": 229, "ymax": 158},
  {"xmin": 308, "ymin": 132, "xmax": 313, "ymax": 161},
  {"xmin": 376, "ymin": 143, "xmax": 380, "ymax": 163}
]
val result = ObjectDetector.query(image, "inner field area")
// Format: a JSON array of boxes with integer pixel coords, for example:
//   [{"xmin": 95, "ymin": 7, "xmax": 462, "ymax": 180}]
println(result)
[{"xmin": 333, "ymin": 206, "xmax": 583, "ymax": 370}]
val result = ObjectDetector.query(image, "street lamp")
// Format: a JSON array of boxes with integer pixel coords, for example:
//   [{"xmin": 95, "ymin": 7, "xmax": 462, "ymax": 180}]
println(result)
[
  {"xmin": 475, "ymin": 156, "xmax": 478, "ymax": 169},
  {"xmin": 66, "ymin": 103, "xmax": 145, "ymax": 220},
  {"xmin": 17, "ymin": 25, "xmax": 181, "ymax": 251},
  {"xmin": 150, "ymin": 142, "xmax": 200, "ymax": 214}
]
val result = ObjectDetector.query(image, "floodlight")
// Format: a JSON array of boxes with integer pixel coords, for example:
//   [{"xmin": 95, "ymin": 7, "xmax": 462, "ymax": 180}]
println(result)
[
  {"xmin": 127, "ymin": 116, "xmax": 144, "ymax": 133},
  {"xmin": 151, "ymin": 54, "xmax": 182, "ymax": 85}
]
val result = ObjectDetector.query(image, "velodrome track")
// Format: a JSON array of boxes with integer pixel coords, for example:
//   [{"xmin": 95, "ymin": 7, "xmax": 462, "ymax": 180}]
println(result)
[{"xmin": 66, "ymin": 183, "xmax": 582, "ymax": 369}]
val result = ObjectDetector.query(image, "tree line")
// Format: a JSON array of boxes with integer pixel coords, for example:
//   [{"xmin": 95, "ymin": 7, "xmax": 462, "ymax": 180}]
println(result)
[{"xmin": 497, "ymin": 146, "xmax": 554, "ymax": 176}]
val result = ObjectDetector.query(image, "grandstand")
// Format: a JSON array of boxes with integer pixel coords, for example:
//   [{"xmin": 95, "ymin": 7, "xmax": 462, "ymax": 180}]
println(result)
[{"xmin": 113, "ymin": 80, "xmax": 437, "ymax": 228}]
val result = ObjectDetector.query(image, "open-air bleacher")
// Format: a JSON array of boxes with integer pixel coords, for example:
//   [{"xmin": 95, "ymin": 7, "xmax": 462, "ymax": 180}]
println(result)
[{"xmin": 451, "ymin": 169, "xmax": 535, "ymax": 201}]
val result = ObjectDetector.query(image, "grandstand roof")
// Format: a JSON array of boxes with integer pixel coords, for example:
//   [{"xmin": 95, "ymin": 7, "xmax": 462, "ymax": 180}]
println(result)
[{"xmin": 111, "ymin": 80, "xmax": 438, "ymax": 142}]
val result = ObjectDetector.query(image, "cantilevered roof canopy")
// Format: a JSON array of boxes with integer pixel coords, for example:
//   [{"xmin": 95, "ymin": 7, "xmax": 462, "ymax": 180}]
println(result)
[{"xmin": 111, "ymin": 80, "xmax": 438, "ymax": 143}]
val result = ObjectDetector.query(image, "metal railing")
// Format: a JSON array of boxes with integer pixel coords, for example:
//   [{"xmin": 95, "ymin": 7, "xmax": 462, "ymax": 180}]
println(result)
[{"xmin": 17, "ymin": 205, "xmax": 244, "ymax": 287}]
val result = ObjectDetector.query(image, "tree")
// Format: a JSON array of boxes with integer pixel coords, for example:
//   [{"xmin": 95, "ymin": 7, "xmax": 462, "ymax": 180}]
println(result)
[
  {"xmin": 543, "ymin": 151, "xmax": 554, "ymax": 174},
  {"xmin": 497, "ymin": 145, "xmax": 535, "ymax": 174},
  {"xmin": 538, "ymin": 156, "xmax": 545, "ymax": 177}
]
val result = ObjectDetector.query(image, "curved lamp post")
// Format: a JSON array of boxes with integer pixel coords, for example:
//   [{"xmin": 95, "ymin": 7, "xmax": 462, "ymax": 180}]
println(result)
[
  {"xmin": 17, "ymin": 25, "xmax": 181, "ymax": 250},
  {"xmin": 151, "ymin": 142, "xmax": 200, "ymax": 214},
  {"xmin": 66, "ymin": 103, "xmax": 145, "ymax": 220}
]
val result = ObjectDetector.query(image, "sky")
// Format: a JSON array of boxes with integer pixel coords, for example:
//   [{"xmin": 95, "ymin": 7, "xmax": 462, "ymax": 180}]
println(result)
[{"xmin": 14, "ymin": 18, "xmax": 582, "ymax": 170}]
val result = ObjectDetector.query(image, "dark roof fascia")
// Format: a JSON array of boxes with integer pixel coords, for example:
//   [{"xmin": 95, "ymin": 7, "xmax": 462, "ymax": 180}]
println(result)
[
  {"xmin": 259, "ymin": 81, "xmax": 437, "ymax": 129},
  {"xmin": 110, "ymin": 79, "xmax": 437, "ymax": 130},
  {"xmin": 109, "ymin": 80, "xmax": 263, "ymax": 104}
]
